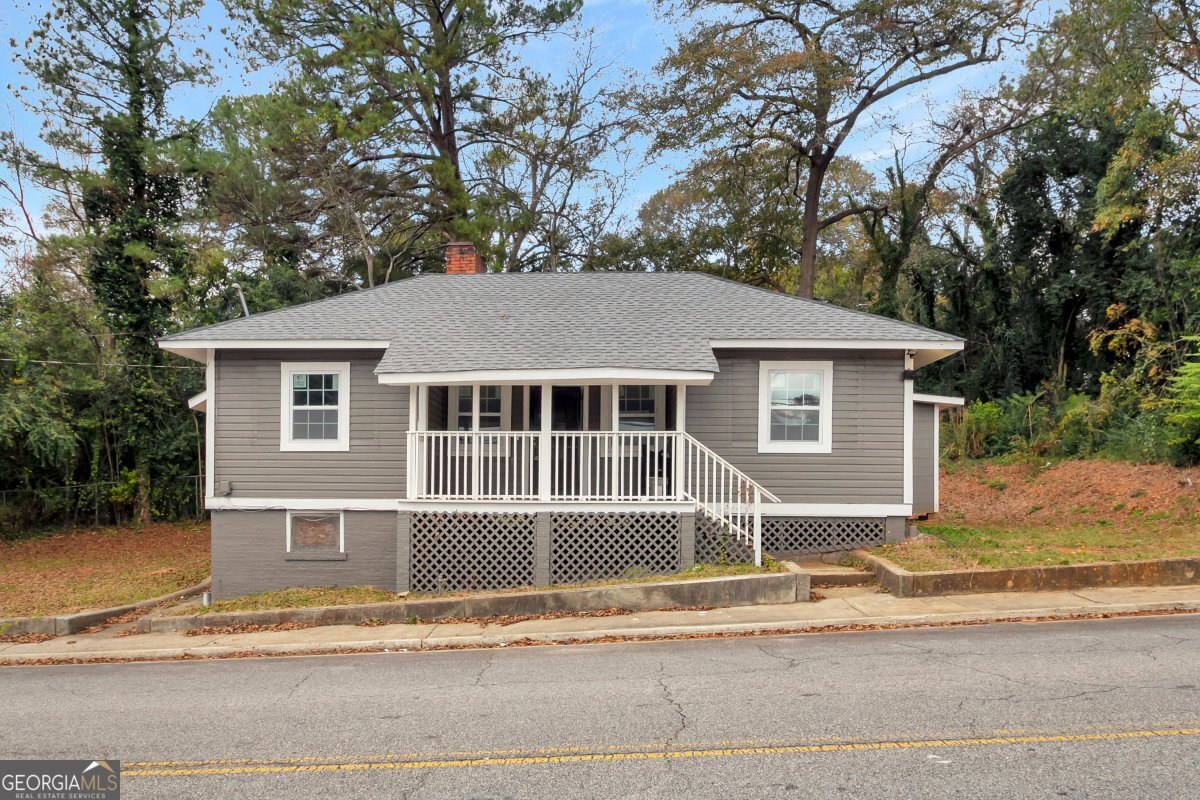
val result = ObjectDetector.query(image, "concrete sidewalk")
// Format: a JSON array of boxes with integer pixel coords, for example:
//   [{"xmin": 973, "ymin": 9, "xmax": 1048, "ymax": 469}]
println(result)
[{"xmin": 4, "ymin": 584, "xmax": 1200, "ymax": 665}]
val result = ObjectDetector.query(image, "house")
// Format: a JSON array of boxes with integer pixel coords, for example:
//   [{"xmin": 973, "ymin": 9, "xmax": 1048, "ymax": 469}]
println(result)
[{"xmin": 160, "ymin": 244, "xmax": 965, "ymax": 599}]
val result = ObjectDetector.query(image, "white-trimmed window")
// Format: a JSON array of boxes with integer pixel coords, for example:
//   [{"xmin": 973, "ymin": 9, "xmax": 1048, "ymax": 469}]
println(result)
[
  {"xmin": 618, "ymin": 385, "xmax": 662, "ymax": 431},
  {"xmin": 758, "ymin": 361, "xmax": 833, "ymax": 454},
  {"xmin": 286, "ymin": 511, "xmax": 345, "ymax": 559},
  {"xmin": 280, "ymin": 362, "xmax": 350, "ymax": 451},
  {"xmin": 455, "ymin": 385, "xmax": 510, "ymax": 431}
]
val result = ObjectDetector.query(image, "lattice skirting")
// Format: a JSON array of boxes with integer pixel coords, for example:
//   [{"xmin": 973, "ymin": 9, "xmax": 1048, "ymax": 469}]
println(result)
[
  {"xmin": 694, "ymin": 516, "xmax": 756, "ymax": 565},
  {"xmin": 550, "ymin": 512, "xmax": 680, "ymax": 584},
  {"xmin": 410, "ymin": 511, "xmax": 537, "ymax": 592},
  {"xmin": 761, "ymin": 517, "xmax": 886, "ymax": 555}
]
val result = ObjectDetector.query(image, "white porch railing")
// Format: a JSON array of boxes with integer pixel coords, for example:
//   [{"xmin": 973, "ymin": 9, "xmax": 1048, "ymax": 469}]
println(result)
[
  {"xmin": 550, "ymin": 432, "xmax": 679, "ymax": 501},
  {"xmin": 410, "ymin": 432, "xmax": 541, "ymax": 500},
  {"xmin": 407, "ymin": 430, "xmax": 780, "ymax": 563}
]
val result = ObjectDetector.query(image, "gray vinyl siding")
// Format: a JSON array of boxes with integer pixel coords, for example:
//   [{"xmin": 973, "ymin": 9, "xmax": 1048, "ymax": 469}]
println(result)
[
  {"xmin": 211, "ymin": 510, "xmax": 398, "ymax": 598},
  {"xmin": 912, "ymin": 403, "xmax": 937, "ymax": 515},
  {"xmin": 214, "ymin": 349, "xmax": 408, "ymax": 499},
  {"xmin": 686, "ymin": 349, "xmax": 905, "ymax": 503}
]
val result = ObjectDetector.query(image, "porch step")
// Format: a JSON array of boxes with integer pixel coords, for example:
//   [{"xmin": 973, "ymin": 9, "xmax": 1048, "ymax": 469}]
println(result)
[{"xmin": 780, "ymin": 559, "xmax": 876, "ymax": 588}]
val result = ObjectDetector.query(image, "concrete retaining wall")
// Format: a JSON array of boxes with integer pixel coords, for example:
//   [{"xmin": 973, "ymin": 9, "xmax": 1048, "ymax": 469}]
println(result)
[
  {"xmin": 853, "ymin": 551, "xmax": 1200, "ymax": 597},
  {"xmin": 0, "ymin": 579, "xmax": 210, "ymax": 637},
  {"xmin": 140, "ymin": 570, "xmax": 810, "ymax": 634}
]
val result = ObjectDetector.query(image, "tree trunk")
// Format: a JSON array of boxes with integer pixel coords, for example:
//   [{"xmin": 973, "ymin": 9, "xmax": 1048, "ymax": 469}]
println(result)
[
  {"xmin": 796, "ymin": 162, "xmax": 826, "ymax": 299},
  {"xmin": 135, "ymin": 463, "xmax": 151, "ymax": 527}
]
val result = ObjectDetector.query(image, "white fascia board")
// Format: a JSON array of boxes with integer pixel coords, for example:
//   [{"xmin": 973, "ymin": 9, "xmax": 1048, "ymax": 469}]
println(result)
[
  {"xmin": 912, "ymin": 393, "xmax": 966, "ymax": 407},
  {"xmin": 709, "ymin": 338, "xmax": 963, "ymax": 351},
  {"xmin": 708, "ymin": 339, "xmax": 963, "ymax": 369},
  {"xmin": 377, "ymin": 368, "xmax": 715, "ymax": 387},
  {"xmin": 187, "ymin": 390, "xmax": 208, "ymax": 411},
  {"xmin": 205, "ymin": 497, "xmax": 698, "ymax": 513},
  {"xmin": 401, "ymin": 500, "xmax": 697, "ymax": 514},
  {"xmin": 206, "ymin": 496, "xmax": 400, "ymax": 511},
  {"xmin": 763, "ymin": 503, "xmax": 912, "ymax": 517},
  {"xmin": 159, "ymin": 339, "xmax": 390, "ymax": 362}
]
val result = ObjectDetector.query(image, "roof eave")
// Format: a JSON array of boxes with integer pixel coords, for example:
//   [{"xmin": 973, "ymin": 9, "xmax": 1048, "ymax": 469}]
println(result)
[
  {"xmin": 158, "ymin": 338, "xmax": 392, "ymax": 363},
  {"xmin": 376, "ymin": 367, "xmax": 716, "ymax": 386},
  {"xmin": 708, "ymin": 337, "xmax": 963, "ymax": 368}
]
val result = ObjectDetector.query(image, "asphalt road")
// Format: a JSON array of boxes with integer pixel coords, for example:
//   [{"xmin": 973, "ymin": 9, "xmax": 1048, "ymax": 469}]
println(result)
[{"xmin": 3, "ymin": 615, "xmax": 1199, "ymax": 799}]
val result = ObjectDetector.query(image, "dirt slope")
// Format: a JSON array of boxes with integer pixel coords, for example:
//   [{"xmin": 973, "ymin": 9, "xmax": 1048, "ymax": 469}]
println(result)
[{"xmin": 937, "ymin": 460, "xmax": 1200, "ymax": 528}]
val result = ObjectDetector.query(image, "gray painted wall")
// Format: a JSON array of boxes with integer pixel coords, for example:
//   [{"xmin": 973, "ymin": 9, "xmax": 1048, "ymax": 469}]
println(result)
[
  {"xmin": 210, "ymin": 510, "xmax": 398, "ymax": 598},
  {"xmin": 686, "ymin": 349, "xmax": 906, "ymax": 503},
  {"xmin": 214, "ymin": 349, "xmax": 408, "ymax": 499},
  {"xmin": 912, "ymin": 403, "xmax": 937, "ymax": 515}
]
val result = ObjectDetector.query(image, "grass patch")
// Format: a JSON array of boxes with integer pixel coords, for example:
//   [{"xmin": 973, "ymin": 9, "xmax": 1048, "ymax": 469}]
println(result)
[
  {"xmin": 874, "ymin": 521, "xmax": 1200, "ymax": 572},
  {"xmin": 198, "ymin": 586, "xmax": 402, "ymax": 616},
  {"xmin": 0, "ymin": 522, "xmax": 210, "ymax": 618},
  {"xmin": 183, "ymin": 560, "xmax": 784, "ymax": 615}
]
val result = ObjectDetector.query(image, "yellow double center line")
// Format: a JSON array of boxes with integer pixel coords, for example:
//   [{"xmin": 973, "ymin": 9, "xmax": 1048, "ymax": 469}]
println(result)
[{"xmin": 124, "ymin": 727, "xmax": 1200, "ymax": 778}]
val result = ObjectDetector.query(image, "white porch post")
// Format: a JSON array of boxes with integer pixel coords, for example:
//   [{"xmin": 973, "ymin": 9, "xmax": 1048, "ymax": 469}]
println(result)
[
  {"xmin": 753, "ymin": 486, "xmax": 763, "ymax": 566},
  {"xmin": 674, "ymin": 385, "xmax": 686, "ymax": 500},
  {"xmin": 406, "ymin": 384, "xmax": 418, "ymax": 499},
  {"xmin": 610, "ymin": 384, "xmax": 621, "ymax": 499},
  {"xmin": 538, "ymin": 384, "xmax": 552, "ymax": 500},
  {"xmin": 414, "ymin": 386, "xmax": 429, "ymax": 500}
]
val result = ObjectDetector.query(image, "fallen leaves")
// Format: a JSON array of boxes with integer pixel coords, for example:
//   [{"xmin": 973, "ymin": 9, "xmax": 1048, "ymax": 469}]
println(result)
[
  {"xmin": 184, "ymin": 622, "xmax": 312, "ymax": 637},
  {"xmin": 0, "ymin": 522, "xmax": 209, "ymax": 618},
  {"xmin": 0, "ymin": 632, "xmax": 55, "ymax": 644}
]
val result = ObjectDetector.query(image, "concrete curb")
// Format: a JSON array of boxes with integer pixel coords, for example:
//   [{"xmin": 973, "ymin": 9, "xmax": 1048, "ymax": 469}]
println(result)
[
  {"xmin": 0, "ymin": 579, "xmax": 212, "ymax": 637},
  {"xmin": 6, "ymin": 600, "xmax": 1199, "ymax": 666},
  {"xmin": 849, "ymin": 550, "xmax": 1200, "ymax": 598},
  {"xmin": 140, "ymin": 571, "xmax": 807, "ymax": 634}
]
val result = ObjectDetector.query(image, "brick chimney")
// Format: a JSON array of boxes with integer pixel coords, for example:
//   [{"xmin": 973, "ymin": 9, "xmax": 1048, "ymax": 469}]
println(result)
[{"xmin": 444, "ymin": 241, "xmax": 485, "ymax": 274}]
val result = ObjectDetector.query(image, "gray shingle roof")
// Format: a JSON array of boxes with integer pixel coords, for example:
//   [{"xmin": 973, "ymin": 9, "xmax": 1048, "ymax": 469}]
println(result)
[{"xmin": 161, "ymin": 272, "xmax": 962, "ymax": 374}]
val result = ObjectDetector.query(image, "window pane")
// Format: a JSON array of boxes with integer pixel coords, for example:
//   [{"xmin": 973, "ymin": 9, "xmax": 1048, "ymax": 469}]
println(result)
[
  {"xmin": 619, "ymin": 385, "xmax": 655, "ymax": 415},
  {"xmin": 292, "ymin": 373, "xmax": 340, "ymax": 408},
  {"xmin": 291, "ymin": 514, "xmax": 339, "ymax": 551},
  {"xmin": 479, "ymin": 414, "xmax": 502, "ymax": 432},
  {"xmin": 770, "ymin": 408, "xmax": 819, "ymax": 441},
  {"xmin": 293, "ymin": 408, "xmax": 339, "ymax": 440},
  {"xmin": 619, "ymin": 417, "xmax": 655, "ymax": 432},
  {"xmin": 770, "ymin": 371, "xmax": 821, "ymax": 408},
  {"xmin": 480, "ymin": 385, "xmax": 501, "ymax": 414},
  {"xmin": 456, "ymin": 414, "xmax": 472, "ymax": 431},
  {"xmin": 457, "ymin": 386, "xmax": 472, "ymax": 414}
]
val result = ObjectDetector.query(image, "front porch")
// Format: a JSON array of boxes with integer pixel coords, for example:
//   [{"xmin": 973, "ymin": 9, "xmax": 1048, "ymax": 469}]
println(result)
[{"xmin": 405, "ymin": 383, "xmax": 779, "ymax": 565}]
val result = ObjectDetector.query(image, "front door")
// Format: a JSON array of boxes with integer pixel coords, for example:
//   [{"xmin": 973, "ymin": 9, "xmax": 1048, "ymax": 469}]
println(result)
[{"xmin": 551, "ymin": 386, "xmax": 583, "ymax": 431}]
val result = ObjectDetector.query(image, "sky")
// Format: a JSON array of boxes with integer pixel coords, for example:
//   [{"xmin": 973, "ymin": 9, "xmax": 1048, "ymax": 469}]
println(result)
[{"xmin": 0, "ymin": 0, "xmax": 1037, "ymax": 261}]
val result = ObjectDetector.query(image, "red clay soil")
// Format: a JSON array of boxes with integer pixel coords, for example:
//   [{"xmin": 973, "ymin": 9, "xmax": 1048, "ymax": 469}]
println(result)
[
  {"xmin": 0, "ymin": 522, "xmax": 210, "ymax": 618},
  {"xmin": 937, "ymin": 460, "xmax": 1200, "ymax": 528}
]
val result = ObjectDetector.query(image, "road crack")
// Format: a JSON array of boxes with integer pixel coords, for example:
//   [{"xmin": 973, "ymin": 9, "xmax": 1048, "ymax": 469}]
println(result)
[{"xmin": 656, "ymin": 661, "xmax": 689, "ymax": 745}]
